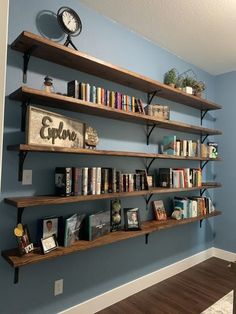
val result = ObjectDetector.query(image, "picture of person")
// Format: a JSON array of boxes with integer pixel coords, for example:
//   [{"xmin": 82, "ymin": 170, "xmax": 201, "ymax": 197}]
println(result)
[
  {"xmin": 128, "ymin": 211, "xmax": 138, "ymax": 227},
  {"xmin": 43, "ymin": 218, "xmax": 58, "ymax": 238},
  {"xmin": 55, "ymin": 174, "xmax": 64, "ymax": 187}
]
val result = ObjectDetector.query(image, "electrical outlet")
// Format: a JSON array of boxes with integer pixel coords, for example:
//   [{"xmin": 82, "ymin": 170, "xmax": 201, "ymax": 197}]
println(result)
[
  {"xmin": 22, "ymin": 169, "xmax": 32, "ymax": 185},
  {"xmin": 54, "ymin": 279, "xmax": 63, "ymax": 296}
]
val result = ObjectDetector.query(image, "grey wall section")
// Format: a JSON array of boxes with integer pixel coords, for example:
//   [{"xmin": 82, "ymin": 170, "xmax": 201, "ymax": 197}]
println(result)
[
  {"xmin": 214, "ymin": 71, "xmax": 236, "ymax": 252},
  {"xmin": 0, "ymin": 0, "xmax": 218, "ymax": 313}
]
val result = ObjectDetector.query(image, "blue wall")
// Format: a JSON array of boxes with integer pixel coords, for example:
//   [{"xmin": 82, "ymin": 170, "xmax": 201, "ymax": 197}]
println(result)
[
  {"xmin": 214, "ymin": 72, "xmax": 236, "ymax": 251},
  {"xmin": 0, "ymin": 0, "xmax": 219, "ymax": 313}
]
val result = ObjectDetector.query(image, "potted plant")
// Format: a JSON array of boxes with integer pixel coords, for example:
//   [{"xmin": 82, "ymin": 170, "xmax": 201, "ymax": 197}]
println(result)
[
  {"xmin": 193, "ymin": 81, "xmax": 206, "ymax": 97},
  {"xmin": 182, "ymin": 76, "xmax": 197, "ymax": 95},
  {"xmin": 164, "ymin": 68, "xmax": 178, "ymax": 88}
]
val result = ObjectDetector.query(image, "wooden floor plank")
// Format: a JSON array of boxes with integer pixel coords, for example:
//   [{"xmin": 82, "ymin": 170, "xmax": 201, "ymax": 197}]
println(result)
[{"xmin": 97, "ymin": 258, "xmax": 234, "ymax": 314}]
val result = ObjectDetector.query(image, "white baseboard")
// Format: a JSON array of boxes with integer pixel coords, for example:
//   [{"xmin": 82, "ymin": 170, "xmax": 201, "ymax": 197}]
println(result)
[
  {"xmin": 213, "ymin": 247, "xmax": 236, "ymax": 261},
  {"xmin": 60, "ymin": 248, "xmax": 214, "ymax": 314}
]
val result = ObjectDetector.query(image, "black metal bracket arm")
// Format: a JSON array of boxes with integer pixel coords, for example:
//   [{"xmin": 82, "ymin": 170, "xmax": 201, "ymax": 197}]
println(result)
[
  {"xmin": 146, "ymin": 157, "xmax": 156, "ymax": 174},
  {"xmin": 200, "ymin": 188, "xmax": 206, "ymax": 197},
  {"xmin": 200, "ymin": 160, "xmax": 209, "ymax": 170},
  {"xmin": 145, "ymin": 233, "xmax": 149, "ymax": 244},
  {"xmin": 17, "ymin": 207, "xmax": 25, "ymax": 224},
  {"xmin": 147, "ymin": 90, "xmax": 161, "ymax": 105},
  {"xmin": 201, "ymin": 134, "xmax": 209, "ymax": 144},
  {"xmin": 18, "ymin": 151, "xmax": 28, "ymax": 182},
  {"xmin": 21, "ymin": 98, "xmax": 31, "ymax": 132},
  {"xmin": 146, "ymin": 124, "xmax": 157, "ymax": 145},
  {"xmin": 14, "ymin": 268, "xmax": 19, "ymax": 284},
  {"xmin": 200, "ymin": 219, "xmax": 203, "ymax": 228},
  {"xmin": 201, "ymin": 110, "xmax": 209, "ymax": 125},
  {"xmin": 23, "ymin": 45, "xmax": 37, "ymax": 84}
]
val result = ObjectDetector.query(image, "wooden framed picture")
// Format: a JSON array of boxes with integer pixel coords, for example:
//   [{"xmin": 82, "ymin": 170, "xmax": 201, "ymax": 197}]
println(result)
[
  {"xmin": 152, "ymin": 200, "xmax": 167, "ymax": 221},
  {"xmin": 124, "ymin": 208, "xmax": 141, "ymax": 231},
  {"xmin": 26, "ymin": 106, "xmax": 85, "ymax": 148},
  {"xmin": 41, "ymin": 234, "xmax": 58, "ymax": 254}
]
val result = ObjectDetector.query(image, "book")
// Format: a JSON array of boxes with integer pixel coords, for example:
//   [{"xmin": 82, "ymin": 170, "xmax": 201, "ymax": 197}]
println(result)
[
  {"xmin": 161, "ymin": 135, "xmax": 176, "ymax": 155},
  {"xmin": 158, "ymin": 168, "xmax": 173, "ymax": 188},
  {"xmin": 82, "ymin": 167, "xmax": 88, "ymax": 195},
  {"xmin": 67, "ymin": 80, "xmax": 79, "ymax": 99},
  {"xmin": 152, "ymin": 200, "xmax": 167, "ymax": 221},
  {"xmin": 55, "ymin": 167, "xmax": 72, "ymax": 196},
  {"xmin": 64, "ymin": 213, "xmax": 86, "ymax": 247},
  {"xmin": 82, "ymin": 211, "xmax": 110, "ymax": 241}
]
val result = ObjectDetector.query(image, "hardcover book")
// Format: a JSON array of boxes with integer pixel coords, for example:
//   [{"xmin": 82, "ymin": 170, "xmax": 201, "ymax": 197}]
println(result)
[
  {"xmin": 64, "ymin": 213, "xmax": 86, "ymax": 247},
  {"xmin": 161, "ymin": 135, "xmax": 176, "ymax": 155},
  {"xmin": 55, "ymin": 167, "xmax": 72, "ymax": 197},
  {"xmin": 82, "ymin": 211, "xmax": 110, "ymax": 241}
]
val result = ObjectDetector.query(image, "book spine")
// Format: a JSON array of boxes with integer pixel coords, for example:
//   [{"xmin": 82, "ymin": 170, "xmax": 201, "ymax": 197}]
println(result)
[
  {"xmin": 96, "ymin": 167, "xmax": 101, "ymax": 195},
  {"xmin": 67, "ymin": 80, "xmax": 79, "ymax": 99},
  {"xmin": 72, "ymin": 167, "xmax": 79, "ymax": 196},
  {"xmin": 82, "ymin": 167, "xmax": 88, "ymax": 195},
  {"xmin": 91, "ymin": 167, "xmax": 96, "ymax": 195}
]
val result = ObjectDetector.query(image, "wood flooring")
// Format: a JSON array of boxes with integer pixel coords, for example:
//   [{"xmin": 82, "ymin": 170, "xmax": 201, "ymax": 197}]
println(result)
[{"xmin": 97, "ymin": 257, "xmax": 234, "ymax": 314}]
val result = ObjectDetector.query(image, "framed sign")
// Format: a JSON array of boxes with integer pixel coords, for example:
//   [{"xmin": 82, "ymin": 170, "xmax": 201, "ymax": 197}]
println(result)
[{"xmin": 26, "ymin": 106, "xmax": 85, "ymax": 148}]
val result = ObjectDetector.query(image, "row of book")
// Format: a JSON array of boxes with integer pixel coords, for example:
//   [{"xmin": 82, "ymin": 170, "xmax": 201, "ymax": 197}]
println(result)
[
  {"xmin": 161, "ymin": 135, "xmax": 218, "ymax": 158},
  {"xmin": 158, "ymin": 168, "xmax": 202, "ymax": 188},
  {"xmin": 173, "ymin": 196, "xmax": 215, "ymax": 219},
  {"xmin": 67, "ymin": 80, "xmax": 145, "ymax": 114},
  {"xmin": 55, "ymin": 167, "xmax": 148, "ymax": 197}
]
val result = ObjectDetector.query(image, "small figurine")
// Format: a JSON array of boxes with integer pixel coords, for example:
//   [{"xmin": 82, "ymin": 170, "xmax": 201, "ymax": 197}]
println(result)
[
  {"xmin": 43, "ymin": 75, "xmax": 55, "ymax": 93},
  {"xmin": 111, "ymin": 199, "xmax": 122, "ymax": 231},
  {"xmin": 85, "ymin": 126, "xmax": 99, "ymax": 149}
]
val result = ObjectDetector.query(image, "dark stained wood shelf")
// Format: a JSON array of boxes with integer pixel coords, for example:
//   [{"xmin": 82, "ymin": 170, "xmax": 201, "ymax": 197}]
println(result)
[
  {"xmin": 10, "ymin": 87, "xmax": 222, "ymax": 136},
  {"xmin": 5, "ymin": 183, "xmax": 221, "ymax": 209},
  {"xmin": 7, "ymin": 144, "xmax": 222, "ymax": 162},
  {"xmin": 1, "ymin": 211, "xmax": 221, "ymax": 268},
  {"xmin": 11, "ymin": 31, "xmax": 222, "ymax": 111}
]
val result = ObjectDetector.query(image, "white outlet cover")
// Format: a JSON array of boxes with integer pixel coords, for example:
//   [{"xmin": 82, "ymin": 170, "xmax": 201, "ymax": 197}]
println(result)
[
  {"xmin": 54, "ymin": 279, "xmax": 63, "ymax": 296},
  {"xmin": 22, "ymin": 169, "xmax": 32, "ymax": 185}
]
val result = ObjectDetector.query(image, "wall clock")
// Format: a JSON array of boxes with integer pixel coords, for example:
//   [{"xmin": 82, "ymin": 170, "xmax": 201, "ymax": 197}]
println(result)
[{"xmin": 57, "ymin": 6, "xmax": 82, "ymax": 50}]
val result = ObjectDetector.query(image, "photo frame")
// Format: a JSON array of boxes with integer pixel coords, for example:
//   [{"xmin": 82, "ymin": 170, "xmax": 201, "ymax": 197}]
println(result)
[
  {"xmin": 152, "ymin": 200, "xmax": 167, "ymax": 221},
  {"xmin": 14, "ymin": 224, "xmax": 34, "ymax": 255},
  {"xmin": 124, "ymin": 208, "xmax": 141, "ymax": 231},
  {"xmin": 41, "ymin": 234, "xmax": 58, "ymax": 254},
  {"xmin": 37, "ymin": 216, "xmax": 63, "ymax": 245}
]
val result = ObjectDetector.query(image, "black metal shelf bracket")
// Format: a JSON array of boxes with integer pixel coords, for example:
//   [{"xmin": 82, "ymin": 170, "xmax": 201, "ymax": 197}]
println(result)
[
  {"xmin": 14, "ymin": 268, "xmax": 19, "ymax": 284},
  {"xmin": 23, "ymin": 45, "xmax": 37, "ymax": 83},
  {"xmin": 17, "ymin": 207, "xmax": 25, "ymax": 224},
  {"xmin": 18, "ymin": 151, "xmax": 28, "ymax": 181},
  {"xmin": 146, "ymin": 157, "xmax": 156, "ymax": 174},
  {"xmin": 145, "ymin": 233, "xmax": 149, "ymax": 244},
  {"xmin": 200, "ymin": 160, "xmax": 209, "ymax": 170},
  {"xmin": 201, "ymin": 134, "xmax": 209, "ymax": 144},
  {"xmin": 21, "ymin": 98, "xmax": 31, "ymax": 132},
  {"xmin": 201, "ymin": 110, "xmax": 209, "ymax": 125},
  {"xmin": 146, "ymin": 124, "xmax": 157, "ymax": 145},
  {"xmin": 147, "ymin": 90, "xmax": 161, "ymax": 105},
  {"xmin": 200, "ymin": 188, "xmax": 206, "ymax": 197},
  {"xmin": 145, "ymin": 193, "xmax": 153, "ymax": 205},
  {"xmin": 200, "ymin": 219, "xmax": 203, "ymax": 228}
]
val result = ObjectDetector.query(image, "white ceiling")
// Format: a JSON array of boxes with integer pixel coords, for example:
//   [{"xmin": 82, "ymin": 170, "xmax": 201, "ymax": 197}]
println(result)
[{"xmin": 79, "ymin": 0, "xmax": 236, "ymax": 75}]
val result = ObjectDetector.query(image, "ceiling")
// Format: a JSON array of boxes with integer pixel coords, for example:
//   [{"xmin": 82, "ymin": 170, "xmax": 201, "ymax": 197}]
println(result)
[{"xmin": 79, "ymin": 0, "xmax": 236, "ymax": 75}]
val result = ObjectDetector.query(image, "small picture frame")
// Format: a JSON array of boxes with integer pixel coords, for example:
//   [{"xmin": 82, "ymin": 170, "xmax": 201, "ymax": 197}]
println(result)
[
  {"xmin": 124, "ymin": 208, "xmax": 141, "ymax": 231},
  {"xmin": 41, "ymin": 234, "xmax": 58, "ymax": 254},
  {"xmin": 42, "ymin": 217, "xmax": 59, "ymax": 239},
  {"xmin": 152, "ymin": 200, "xmax": 167, "ymax": 221}
]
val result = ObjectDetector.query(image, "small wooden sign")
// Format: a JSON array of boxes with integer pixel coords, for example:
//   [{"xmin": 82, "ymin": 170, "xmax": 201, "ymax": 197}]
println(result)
[{"xmin": 26, "ymin": 106, "xmax": 84, "ymax": 148}]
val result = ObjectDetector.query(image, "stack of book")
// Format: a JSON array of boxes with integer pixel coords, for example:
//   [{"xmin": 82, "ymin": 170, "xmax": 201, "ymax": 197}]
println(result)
[
  {"xmin": 173, "ymin": 196, "xmax": 215, "ymax": 219},
  {"xmin": 158, "ymin": 168, "xmax": 202, "ymax": 188},
  {"xmin": 55, "ymin": 167, "xmax": 148, "ymax": 196},
  {"xmin": 67, "ymin": 80, "xmax": 145, "ymax": 114},
  {"xmin": 161, "ymin": 135, "xmax": 201, "ymax": 157}
]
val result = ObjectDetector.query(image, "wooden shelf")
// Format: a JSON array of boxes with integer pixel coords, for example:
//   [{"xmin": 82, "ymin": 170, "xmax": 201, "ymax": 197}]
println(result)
[
  {"xmin": 1, "ymin": 211, "xmax": 221, "ymax": 268},
  {"xmin": 10, "ymin": 87, "xmax": 222, "ymax": 136},
  {"xmin": 5, "ymin": 183, "xmax": 221, "ymax": 209},
  {"xmin": 11, "ymin": 31, "xmax": 222, "ymax": 111},
  {"xmin": 8, "ymin": 144, "xmax": 222, "ymax": 162}
]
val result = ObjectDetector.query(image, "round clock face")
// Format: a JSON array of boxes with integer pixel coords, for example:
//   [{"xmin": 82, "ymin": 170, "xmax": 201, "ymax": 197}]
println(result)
[
  {"xmin": 57, "ymin": 7, "xmax": 82, "ymax": 36},
  {"xmin": 62, "ymin": 10, "xmax": 79, "ymax": 33}
]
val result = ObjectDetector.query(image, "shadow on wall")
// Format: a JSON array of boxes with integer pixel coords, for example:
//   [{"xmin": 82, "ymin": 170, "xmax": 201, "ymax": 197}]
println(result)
[{"xmin": 36, "ymin": 10, "xmax": 64, "ymax": 42}]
